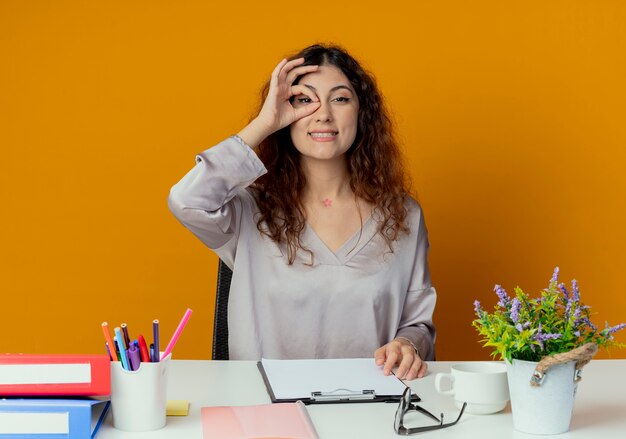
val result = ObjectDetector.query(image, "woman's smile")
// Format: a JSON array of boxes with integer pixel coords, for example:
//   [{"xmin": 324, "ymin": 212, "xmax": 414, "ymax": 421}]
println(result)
[{"xmin": 309, "ymin": 130, "xmax": 339, "ymax": 141}]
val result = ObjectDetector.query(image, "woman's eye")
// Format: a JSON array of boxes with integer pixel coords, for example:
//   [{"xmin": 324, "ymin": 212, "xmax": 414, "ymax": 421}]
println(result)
[
  {"xmin": 297, "ymin": 97, "xmax": 312, "ymax": 104},
  {"xmin": 333, "ymin": 97, "xmax": 350, "ymax": 103}
]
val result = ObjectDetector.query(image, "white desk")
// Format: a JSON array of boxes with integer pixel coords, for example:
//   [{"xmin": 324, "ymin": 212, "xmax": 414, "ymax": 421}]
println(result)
[{"xmin": 97, "ymin": 360, "xmax": 626, "ymax": 439}]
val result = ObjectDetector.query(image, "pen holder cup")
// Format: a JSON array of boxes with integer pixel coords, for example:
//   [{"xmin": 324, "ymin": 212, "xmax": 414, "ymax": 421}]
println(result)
[{"xmin": 110, "ymin": 354, "xmax": 171, "ymax": 431}]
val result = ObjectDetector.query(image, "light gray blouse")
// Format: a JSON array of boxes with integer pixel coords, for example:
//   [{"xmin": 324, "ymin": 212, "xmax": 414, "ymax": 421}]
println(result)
[{"xmin": 168, "ymin": 137, "xmax": 436, "ymax": 360}]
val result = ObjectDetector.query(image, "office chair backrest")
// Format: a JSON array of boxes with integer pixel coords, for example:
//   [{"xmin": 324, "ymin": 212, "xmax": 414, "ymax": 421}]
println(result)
[{"xmin": 212, "ymin": 259, "xmax": 233, "ymax": 360}]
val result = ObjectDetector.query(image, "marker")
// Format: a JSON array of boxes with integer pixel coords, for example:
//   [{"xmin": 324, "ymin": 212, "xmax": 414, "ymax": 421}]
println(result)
[
  {"xmin": 121, "ymin": 323, "xmax": 131, "ymax": 349},
  {"xmin": 152, "ymin": 320, "xmax": 160, "ymax": 362},
  {"xmin": 101, "ymin": 322, "xmax": 118, "ymax": 361},
  {"xmin": 161, "ymin": 308, "xmax": 193, "ymax": 360},
  {"xmin": 105, "ymin": 342, "xmax": 112, "ymax": 361},
  {"xmin": 128, "ymin": 342, "xmax": 141, "ymax": 371},
  {"xmin": 114, "ymin": 338, "xmax": 121, "ymax": 360},
  {"xmin": 138, "ymin": 335, "xmax": 151, "ymax": 362},
  {"xmin": 114, "ymin": 328, "xmax": 130, "ymax": 371}
]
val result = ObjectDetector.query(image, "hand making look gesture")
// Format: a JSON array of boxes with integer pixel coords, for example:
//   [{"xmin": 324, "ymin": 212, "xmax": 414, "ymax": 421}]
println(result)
[{"xmin": 239, "ymin": 58, "xmax": 321, "ymax": 148}]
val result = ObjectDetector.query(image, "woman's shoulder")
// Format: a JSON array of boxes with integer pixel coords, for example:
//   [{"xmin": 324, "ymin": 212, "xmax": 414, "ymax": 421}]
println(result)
[
  {"xmin": 403, "ymin": 194, "xmax": 424, "ymax": 219},
  {"xmin": 371, "ymin": 194, "xmax": 424, "ymax": 228}
]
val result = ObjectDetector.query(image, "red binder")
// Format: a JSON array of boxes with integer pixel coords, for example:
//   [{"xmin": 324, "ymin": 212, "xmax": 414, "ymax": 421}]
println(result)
[{"xmin": 0, "ymin": 354, "xmax": 110, "ymax": 396}]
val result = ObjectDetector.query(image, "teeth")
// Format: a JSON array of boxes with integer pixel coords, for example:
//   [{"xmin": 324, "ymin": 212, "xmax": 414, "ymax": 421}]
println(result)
[{"xmin": 310, "ymin": 132, "xmax": 337, "ymax": 138}]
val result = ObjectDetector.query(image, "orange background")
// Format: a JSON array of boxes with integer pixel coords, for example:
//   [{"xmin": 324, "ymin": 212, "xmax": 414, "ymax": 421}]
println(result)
[{"xmin": 1, "ymin": 0, "xmax": 625, "ymax": 360}]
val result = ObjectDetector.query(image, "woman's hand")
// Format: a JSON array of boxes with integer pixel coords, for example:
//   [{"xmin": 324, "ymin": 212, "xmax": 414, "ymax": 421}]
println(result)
[
  {"xmin": 374, "ymin": 338, "xmax": 428, "ymax": 380},
  {"xmin": 258, "ymin": 57, "xmax": 321, "ymax": 132},
  {"xmin": 238, "ymin": 58, "xmax": 320, "ymax": 148}
]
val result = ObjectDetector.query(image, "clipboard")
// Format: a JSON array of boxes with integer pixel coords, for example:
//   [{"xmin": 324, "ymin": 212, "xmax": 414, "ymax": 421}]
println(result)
[{"xmin": 257, "ymin": 358, "xmax": 409, "ymax": 404}]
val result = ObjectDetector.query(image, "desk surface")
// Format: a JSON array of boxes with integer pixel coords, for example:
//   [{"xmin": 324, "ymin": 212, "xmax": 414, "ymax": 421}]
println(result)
[{"xmin": 98, "ymin": 359, "xmax": 626, "ymax": 439}]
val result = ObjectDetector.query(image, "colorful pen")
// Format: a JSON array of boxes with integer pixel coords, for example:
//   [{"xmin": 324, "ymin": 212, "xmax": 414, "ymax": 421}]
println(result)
[
  {"xmin": 101, "ymin": 322, "xmax": 118, "ymax": 361},
  {"xmin": 152, "ymin": 320, "xmax": 160, "ymax": 362},
  {"xmin": 138, "ymin": 334, "xmax": 151, "ymax": 362},
  {"xmin": 128, "ymin": 341, "xmax": 141, "ymax": 371},
  {"xmin": 114, "ymin": 338, "xmax": 121, "ymax": 360},
  {"xmin": 121, "ymin": 323, "xmax": 131, "ymax": 349},
  {"xmin": 114, "ymin": 328, "xmax": 130, "ymax": 371},
  {"xmin": 161, "ymin": 308, "xmax": 193, "ymax": 360}
]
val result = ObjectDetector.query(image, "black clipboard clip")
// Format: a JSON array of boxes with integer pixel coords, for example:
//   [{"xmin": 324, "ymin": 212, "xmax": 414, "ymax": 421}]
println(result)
[{"xmin": 311, "ymin": 388, "xmax": 376, "ymax": 402}]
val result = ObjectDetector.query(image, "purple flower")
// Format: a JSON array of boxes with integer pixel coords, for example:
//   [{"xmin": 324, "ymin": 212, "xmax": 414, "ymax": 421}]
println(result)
[
  {"xmin": 494, "ymin": 284, "xmax": 510, "ymax": 308},
  {"xmin": 534, "ymin": 322, "xmax": 562, "ymax": 350},
  {"xmin": 607, "ymin": 323, "xmax": 626, "ymax": 335},
  {"xmin": 571, "ymin": 279, "xmax": 580, "ymax": 302},
  {"xmin": 558, "ymin": 282, "xmax": 570, "ymax": 302},
  {"xmin": 582, "ymin": 317, "xmax": 597, "ymax": 331},
  {"xmin": 510, "ymin": 298, "xmax": 521, "ymax": 323},
  {"xmin": 574, "ymin": 331, "xmax": 581, "ymax": 337},
  {"xmin": 535, "ymin": 329, "xmax": 563, "ymax": 350},
  {"xmin": 474, "ymin": 300, "xmax": 483, "ymax": 316},
  {"xmin": 564, "ymin": 295, "xmax": 573, "ymax": 319},
  {"xmin": 572, "ymin": 306, "xmax": 582, "ymax": 324},
  {"xmin": 536, "ymin": 333, "xmax": 563, "ymax": 350},
  {"xmin": 515, "ymin": 323, "xmax": 524, "ymax": 332},
  {"xmin": 551, "ymin": 266, "xmax": 560, "ymax": 284}
]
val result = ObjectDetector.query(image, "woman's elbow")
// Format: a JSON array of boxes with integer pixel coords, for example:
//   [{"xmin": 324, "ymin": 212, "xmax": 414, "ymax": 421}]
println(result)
[{"xmin": 167, "ymin": 187, "xmax": 189, "ymax": 223}]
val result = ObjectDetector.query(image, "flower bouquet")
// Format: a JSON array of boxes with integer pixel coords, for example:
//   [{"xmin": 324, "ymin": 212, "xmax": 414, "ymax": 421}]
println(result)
[
  {"xmin": 473, "ymin": 267, "xmax": 625, "ymax": 362},
  {"xmin": 472, "ymin": 267, "xmax": 624, "ymax": 434}
]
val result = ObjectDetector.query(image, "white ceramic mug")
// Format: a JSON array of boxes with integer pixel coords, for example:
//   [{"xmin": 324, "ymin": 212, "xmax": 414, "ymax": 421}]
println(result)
[
  {"xmin": 110, "ymin": 354, "xmax": 170, "ymax": 431},
  {"xmin": 435, "ymin": 362, "xmax": 509, "ymax": 414}
]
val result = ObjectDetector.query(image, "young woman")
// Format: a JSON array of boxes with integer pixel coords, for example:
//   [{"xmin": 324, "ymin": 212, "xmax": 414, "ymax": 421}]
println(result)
[{"xmin": 169, "ymin": 44, "xmax": 436, "ymax": 380}]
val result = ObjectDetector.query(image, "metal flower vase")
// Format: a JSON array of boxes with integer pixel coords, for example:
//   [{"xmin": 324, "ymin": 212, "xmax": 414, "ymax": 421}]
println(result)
[
  {"xmin": 505, "ymin": 343, "xmax": 597, "ymax": 435},
  {"xmin": 506, "ymin": 359, "xmax": 577, "ymax": 434}
]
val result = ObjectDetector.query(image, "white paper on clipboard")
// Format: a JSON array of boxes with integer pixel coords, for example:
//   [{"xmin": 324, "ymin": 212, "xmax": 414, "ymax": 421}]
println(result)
[{"xmin": 259, "ymin": 358, "xmax": 406, "ymax": 401}]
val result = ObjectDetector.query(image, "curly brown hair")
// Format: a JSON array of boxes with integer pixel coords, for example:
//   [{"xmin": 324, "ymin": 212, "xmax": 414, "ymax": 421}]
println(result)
[{"xmin": 252, "ymin": 44, "xmax": 412, "ymax": 264}]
